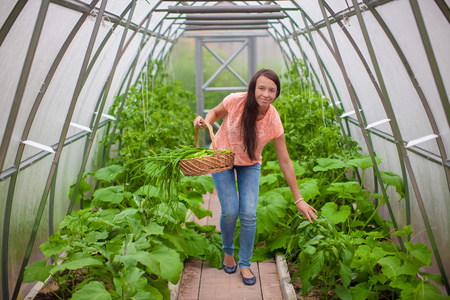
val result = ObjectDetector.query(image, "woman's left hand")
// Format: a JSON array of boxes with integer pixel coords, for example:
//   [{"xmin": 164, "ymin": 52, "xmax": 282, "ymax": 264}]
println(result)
[{"xmin": 296, "ymin": 200, "xmax": 318, "ymax": 223}]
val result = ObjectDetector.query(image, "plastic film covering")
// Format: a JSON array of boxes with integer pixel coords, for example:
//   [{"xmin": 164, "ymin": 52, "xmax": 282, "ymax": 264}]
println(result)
[{"xmin": 0, "ymin": 0, "xmax": 449, "ymax": 298}]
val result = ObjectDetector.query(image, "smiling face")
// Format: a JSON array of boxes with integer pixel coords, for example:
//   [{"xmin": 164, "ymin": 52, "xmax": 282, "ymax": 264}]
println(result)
[{"xmin": 255, "ymin": 75, "xmax": 278, "ymax": 112}]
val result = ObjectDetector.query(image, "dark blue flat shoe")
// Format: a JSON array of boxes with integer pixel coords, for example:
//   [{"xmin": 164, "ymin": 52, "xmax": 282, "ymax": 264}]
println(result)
[
  {"xmin": 222, "ymin": 258, "xmax": 237, "ymax": 274},
  {"xmin": 240, "ymin": 269, "xmax": 256, "ymax": 285}
]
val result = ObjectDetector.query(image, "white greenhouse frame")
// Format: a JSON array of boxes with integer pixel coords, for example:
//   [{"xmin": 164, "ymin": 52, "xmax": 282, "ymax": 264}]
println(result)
[{"xmin": 0, "ymin": 0, "xmax": 449, "ymax": 298}]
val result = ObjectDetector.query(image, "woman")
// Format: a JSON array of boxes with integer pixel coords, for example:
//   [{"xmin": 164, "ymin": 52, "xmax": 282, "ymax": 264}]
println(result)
[{"xmin": 193, "ymin": 69, "xmax": 317, "ymax": 285}]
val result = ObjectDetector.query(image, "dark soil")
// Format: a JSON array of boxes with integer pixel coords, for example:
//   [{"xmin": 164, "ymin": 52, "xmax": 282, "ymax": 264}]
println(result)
[{"xmin": 33, "ymin": 270, "xmax": 85, "ymax": 300}]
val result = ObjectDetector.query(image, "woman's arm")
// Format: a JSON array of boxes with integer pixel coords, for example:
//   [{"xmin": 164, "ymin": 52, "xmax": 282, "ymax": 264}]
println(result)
[
  {"xmin": 194, "ymin": 102, "xmax": 227, "ymax": 129},
  {"xmin": 273, "ymin": 134, "xmax": 317, "ymax": 222}
]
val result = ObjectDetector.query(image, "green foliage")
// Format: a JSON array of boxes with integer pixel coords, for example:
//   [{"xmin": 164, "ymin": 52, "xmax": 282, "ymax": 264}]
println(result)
[
  {"xmin": 252, "ymin": 62, "xmax": 447, "ymax": 299},
  {"xmin": 263, "ymin": 67, "xmax": 360, "ymax": 172},
  {"xmin": 286, "ymin": 216, "xmax": 355, "ymax": 298},
  {"xmin": 28, "ymin": 61, "xmax": 448, "ymax": 299},
  {"xmin": 26, "ymin": 69, "xmax": 224, "ymax": 299},
  {"xmin": 101, "ymin": 67, "xmax": 197, "ymax": 190},
  {"xmin": 26, "ymin": 172, "xmax": 222, "ymax": 298}
]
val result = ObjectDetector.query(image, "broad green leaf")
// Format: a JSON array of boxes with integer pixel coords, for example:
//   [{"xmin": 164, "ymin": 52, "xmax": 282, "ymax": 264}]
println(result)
[
  {"xmin": 143, "ymin": 222, "xmax": 165, "ymax": 235},
  {"xmin": 263, "ymin": 161, "xmax": 281, "ymax": 172},
  {"xmin": 23, "ymin": 260, "xmax": 53, "ymax": 283},
  {"xmin": 347, "ymin": 154, "xmax": 382, "ymax": 171},
  {"xmin": 71, "ymin": 281, "xmax": 112, "ymax": 300},
  {"xmin": 69, "ymin": 177, "xmax": 92, "ymax": 203},
  {"xmin": 380, "ymin": 171, "xmax": 405, "ymax": 197},
  {"xmin": 371, "ymin": 273, "xmax": 388, "ymax": 284},
  {"xmin": 303, "ymin": 245, "xmax": 316, "ymax": 255},
  {"xmin": 328, "ymin": 181, "xmax": 362, "ymax": 196},
  {"xmin": 292, "ymin": 161, "xmax": 305, "ymax": 176},
  {"xmin": 420, "ymin": 272, "xmax": 445, "ymax": 286},
  {"xmin": 114, "ymin": 208, "xmax": 138, "ymax": 222},
  {"xmin": 196, "ymin": 224, "xmax": 216, "ymax": 236},
  {"xmin": 94, "ymin": 165, "xmax": 127, "ymax": 183},
  {"xmin": 339, "ymin": 262, "xmax": 352, "ymax": 287},
  {"xmin": 134, "ymin": 246, "xmax": 183, "ymax": 284},
  {"xmin": 335, "ymin": 285, "xmax": 352, "ymax": 300},
  {"xmin": 267, "ymin": 232, "xmax": 290, "ymax": 251},
  {"xmin": 171, "ymin": 201, "xmax": 188, "ymax": 221},
  {"xmin": 159, "ymin": 231, "xmax": 190, "ymax": 256},
  {"xmin": 378, "ymin": 256, "xmax": 401, "ymax": 279},
  {"xmin": 380, "ymin": 240, "xmax": 401, "ymax": 253},
  {"xmin": 350, "ymin": 282, "xmax": 372, "ymax": 300},
  {"xmin": 308, "ymin": 251, "xmax": 324, "ymax": 279},
  {"xmin": 340, "ymin": 248, "xmax": 353, "ymax": 265},
  {"xmin": 398, "ymin": 263, "xmax": 419, "ymax": 276},
  {"xmin": 313, "ymin": 158, "xmax": 346, "ymax": 171},
  {"xmin": 191, "ymin": 205, "xmax": 213, "ymax": 220},
  {"xmin": 252, "ymin": 246, "xmax": 274, "ymax": 262},
  {"xmin": 124, "ymin": 267, "xmax": 144, "ymax": 289},
  {"xmin": 298, "ymin": 179, "xmax": 320, "ymax": 202},
  {"xmin": 134, "ymin": 291, "xmax": 162, "ymax": 300},
  {"xmin": 179, "ymin": 191, "xmax": 204, "ymax": 209},
  {"xmin": 98, "ymin": 208, "xmax": 120, "ymax": 222},
  {"xmin": 40, "ymin": 232, "xmax": 66, "ymax": 257},
  {"xmin": 394, "ymin": 224, "xmax": 413, "ymax": 237},
  {"xmin": 321, "ymin": 202, "xmax": 351, "ymax": 224},
  {"xmin": 88, "ymin": 217, "xmax": 116, "ymax": 229},
  {"xmin": 134, "ymin": 185, "xmax": 160, "ymax": 198},
  {"xmin": 150, "ymin": 277, "xmax": 171, "ymax": 300},
  {"xmin": 260, "ymin": 173, "xmax": 278, "ymax": 186},
  {"xmin": 369, "ymin": 246, "xmax": 388, "ymax": 262},
  {"xmin": 410, "ymin": 242, "xmax": 432, "ymax": 266},
  {"xmin": 256, "ymin": 192, "xmax": 287, "ymax": 235},
  {"xmin": 390, "ymin": 275, "xmax": 412, "ymax": 290},
  {"xmin": 51, "ymin": 257, "xmax": 103, "ymax": 273},
  {"xmin": 181, "ymin": 175, "xmax": 215, "ymax": 194},
  {"xmin": 402, "ymin": 278, "xmax": 448, "ymax": 300},
  {"xmin": 307, "ymin": 235, "xmax": 324, "ymax": 245},
  {"xmin": 180, "ymin": 228, "xmax": 207, "ymax": 257},
  {"xmin": 203, "ymin": 233, "xmax": 223, "ymax": 269},
  {"xmin": 93, "ymin": 186, "xmax": 125, "ymax": 204}
]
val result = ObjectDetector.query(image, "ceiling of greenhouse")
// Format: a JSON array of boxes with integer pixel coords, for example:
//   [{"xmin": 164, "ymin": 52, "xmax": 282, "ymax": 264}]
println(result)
[{"xmin": 2, "ymin": 1, "xmax": 389, "ymax": 49}]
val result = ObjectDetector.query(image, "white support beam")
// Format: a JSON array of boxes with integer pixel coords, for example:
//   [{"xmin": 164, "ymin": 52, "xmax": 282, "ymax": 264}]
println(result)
[
  {"xmin": 365, "ymin": 119, "xmax": 390, "ymax": 129},
  {"xmin": 94, "ymin": 112, "xmax": 117, "ymax": 121},
  {"xmin": 70, "ymin": 122, "xmax": 92, "ymax": 132},
  {"xmin": 340, "ymin": 110, "xmax": 356, "ymax": 118},
  {"xmin": 405, "ymin": 134, "xmax": 439, "ymax": 148},
  {"xmin": 21, "ymin": 140, "xmax": 55, "ymax": 154}
]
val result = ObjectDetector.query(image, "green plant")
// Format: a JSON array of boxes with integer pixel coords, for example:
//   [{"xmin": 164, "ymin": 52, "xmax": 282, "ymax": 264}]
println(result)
[
  {"xmin": 27, "ymin": 62, "xmax": 449, "ymax": 299},
  {"xmin": 25, "ymin": 170, "xmax": 222, "ymax": 299},
  {"xmin": 286, "ymin": 215, "xmax": 354, "ymax": 299}
]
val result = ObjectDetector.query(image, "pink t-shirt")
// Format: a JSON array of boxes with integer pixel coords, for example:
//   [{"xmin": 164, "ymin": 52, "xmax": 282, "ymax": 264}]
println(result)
[{"xmin": 213, "ymin": 92, "xmax": 284, "ymax": 166}]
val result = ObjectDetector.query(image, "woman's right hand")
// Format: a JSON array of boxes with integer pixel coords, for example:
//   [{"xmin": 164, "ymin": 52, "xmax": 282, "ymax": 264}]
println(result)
[{"xmin": 193, "ymin": 116, "xmax": 207, "ymax": 129}]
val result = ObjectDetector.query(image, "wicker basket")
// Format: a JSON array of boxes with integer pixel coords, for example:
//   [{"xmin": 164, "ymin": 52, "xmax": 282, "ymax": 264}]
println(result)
[{"xmin": 179, "ymin": 121, "xmax": 235, "ymax": 176}]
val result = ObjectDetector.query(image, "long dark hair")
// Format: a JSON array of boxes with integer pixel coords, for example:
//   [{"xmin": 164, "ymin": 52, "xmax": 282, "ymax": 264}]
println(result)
[{"xmin": 240, "ymin": 69, "xmax": 281, "ymax": 161}]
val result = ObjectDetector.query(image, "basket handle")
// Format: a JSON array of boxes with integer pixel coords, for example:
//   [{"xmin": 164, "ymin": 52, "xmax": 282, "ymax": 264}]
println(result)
[{"xmin": 195, "ymin": 121, "xmax": 218, "ymax": 156}]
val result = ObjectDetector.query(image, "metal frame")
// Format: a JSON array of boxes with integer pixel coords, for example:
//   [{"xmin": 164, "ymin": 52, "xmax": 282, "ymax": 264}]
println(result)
[
  {"xmin": 0, "ymin": 0, "xmax": 449, "ymax": 297},
  {"xmin": 352, "ymin": 0, "xmax": 449, "ymax": 292},
  {"xmin": 193, "ymin": 33, "xmax": 258, "ymax": 140},
  {"xmin": 167, "ymin": 4, "xmax": 281, "ymax": 14}
]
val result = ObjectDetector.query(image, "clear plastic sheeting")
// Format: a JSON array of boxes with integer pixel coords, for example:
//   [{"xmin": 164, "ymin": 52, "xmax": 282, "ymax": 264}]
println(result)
[{"xmin": 0, "ymin": 0, "xmax": 449, "ymax": 298}]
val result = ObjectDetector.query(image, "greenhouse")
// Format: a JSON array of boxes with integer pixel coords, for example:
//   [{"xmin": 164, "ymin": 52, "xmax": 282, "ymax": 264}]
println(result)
[{"xmin": 1, "ymin": 0, "xmax": 449, "ymax": 299}]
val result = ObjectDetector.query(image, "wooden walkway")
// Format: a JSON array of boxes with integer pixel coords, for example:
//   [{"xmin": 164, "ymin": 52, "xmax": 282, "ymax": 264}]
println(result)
[{"xmin": 176, "ymin": 190, "xmax": 285, "ymax": 300}]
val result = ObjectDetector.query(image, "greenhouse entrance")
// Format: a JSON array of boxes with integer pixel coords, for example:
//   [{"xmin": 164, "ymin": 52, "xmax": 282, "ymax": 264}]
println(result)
[{"xmin": 1, "ymin": 1, "xmax": 449, "ymax": 299}]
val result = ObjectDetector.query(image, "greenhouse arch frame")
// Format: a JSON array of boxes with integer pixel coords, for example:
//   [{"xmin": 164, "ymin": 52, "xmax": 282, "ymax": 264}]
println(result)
[{"xmin": 0, "ymin": 0, "xmax": 449, "ymax": 298}]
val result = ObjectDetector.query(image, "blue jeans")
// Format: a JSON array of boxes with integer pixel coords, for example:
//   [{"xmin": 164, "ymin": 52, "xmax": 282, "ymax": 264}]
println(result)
[{"xmin": 212, "ymin": 163, "xmax": 261, "ymax": 269}]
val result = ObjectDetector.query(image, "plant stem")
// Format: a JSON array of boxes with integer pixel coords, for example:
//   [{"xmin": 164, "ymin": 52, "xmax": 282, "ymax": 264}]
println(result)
[
  {"xmin": 331, "ymin": 167, "xmax": 349, "ymax": 184},
  {"xmin": 362, "ymin": 199, "xmax": 383, "ymax": 230}
]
